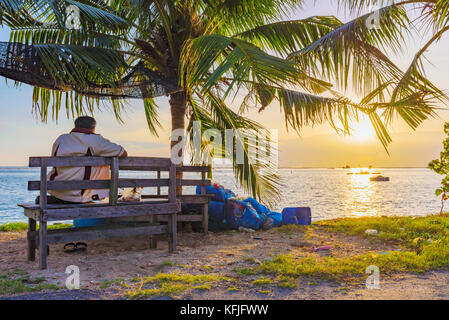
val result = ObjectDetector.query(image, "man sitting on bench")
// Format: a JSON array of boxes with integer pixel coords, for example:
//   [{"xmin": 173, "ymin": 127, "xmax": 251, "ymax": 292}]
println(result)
[{"xmin": 36, "ymin": 116, "xmax": 128, "ymax": 205}]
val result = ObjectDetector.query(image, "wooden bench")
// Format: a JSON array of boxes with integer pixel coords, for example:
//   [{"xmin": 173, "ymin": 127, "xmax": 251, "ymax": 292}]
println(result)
[
  {"xmin": 142, "ymin": 165, "xmax": 213, "ymax": 234},
  {"xmin": 19, "ymin": 156, "xmax": 180, "ymax": 269}
]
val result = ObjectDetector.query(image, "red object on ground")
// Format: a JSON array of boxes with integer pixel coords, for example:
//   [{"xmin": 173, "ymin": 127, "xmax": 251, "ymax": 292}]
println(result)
[{"xmin": 310, "ymin": 246, "xmax": 332, "ymax": 252}]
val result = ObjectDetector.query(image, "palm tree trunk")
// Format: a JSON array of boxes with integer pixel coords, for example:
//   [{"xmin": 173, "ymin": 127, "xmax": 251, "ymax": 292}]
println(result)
[{"xmin": 169, "ymin": 91, "xmax": 187, "ymax": 195}]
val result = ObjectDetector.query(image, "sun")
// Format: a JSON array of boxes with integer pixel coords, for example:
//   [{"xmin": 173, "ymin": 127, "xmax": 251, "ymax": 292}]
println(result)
[{"xmin": 349, "ymin": 118, "xmax": 376, "ymax": 141}]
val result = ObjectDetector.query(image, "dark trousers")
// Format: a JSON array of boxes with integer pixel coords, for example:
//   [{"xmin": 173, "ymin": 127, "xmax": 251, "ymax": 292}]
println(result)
[{"xmin": 35, "ymin": 195, "xmax": 80, "ymax": 205}]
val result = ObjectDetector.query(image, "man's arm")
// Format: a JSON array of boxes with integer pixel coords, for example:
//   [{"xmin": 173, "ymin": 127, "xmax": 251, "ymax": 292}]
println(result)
[{"xmin": 92, "ymin": 135, "xmax": 128, "ymax": 157}]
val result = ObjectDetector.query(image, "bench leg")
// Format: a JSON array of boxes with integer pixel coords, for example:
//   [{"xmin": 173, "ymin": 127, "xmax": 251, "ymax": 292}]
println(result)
[
  {"xmin": 202, "ymin": 203, "xmax": 209, "ymax": 235},
  {"xmin": 39, "ymin": 220, "xmax": 47, "ymax": 270},
  {"xmin": 27, "ymin": 218, "xmax": 36, "ymax": 261},
  {"xmin": 149, "ymin": 215, "xmax": 157, "ymax": 249},
  {"xmin": 168, "ymin": 213, "xmax": 177, "ymax": 253}
]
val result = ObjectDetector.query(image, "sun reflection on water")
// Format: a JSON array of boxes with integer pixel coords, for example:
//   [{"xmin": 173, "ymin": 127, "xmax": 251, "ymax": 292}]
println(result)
[{"xmin": 345, "ymin": 168, "xmax": 378, "ymax": 217}]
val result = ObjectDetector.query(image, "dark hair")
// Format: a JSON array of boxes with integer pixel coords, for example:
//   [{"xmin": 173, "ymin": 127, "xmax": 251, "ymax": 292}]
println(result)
[{"xmin": 74, "ymin": 116, "xmax": 96, "ymax": 130}]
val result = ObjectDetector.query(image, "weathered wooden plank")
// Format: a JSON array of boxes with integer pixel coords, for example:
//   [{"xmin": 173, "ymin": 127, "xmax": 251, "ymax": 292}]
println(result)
[
  {"xmin": 157, "ymin": 214, "xmax": 203, "ymax": 222},
  {"xmin": 201, "ymin": 171, "xmax": 208, "ymax": 234},
  {"xmin": 149, "ymin": 215, "xmax": 158, "ymax": 249},
  {"xmin": 157, "ymin": 170, "xmax": 161, "ymax": 196},
  {"xmin": 202, "ymin": 203, "xmax": 209, "ymax": 235},
  {"xmin": 109, "ymin": 157, "xmax": 119, "ymax": 205},
  {"xmin": 119, "ymin": 157, "xmax": 171, "ymax": 168},
  {"xmin": 118, "ymin": 179, "xmax": 170, "ymax": 188},
  {"xmin": 42, "ymin": 202, "xmax": 181, "ymax": 221},
  {"xmin": 176, "ymin": 179, "xmax": 211, "ymax": 186},
  {"xmin": 29, "ymin": 157, "xmax": 172, "ymax": 168},
  {"xmin": 39, "ymin": 219, "xmax": 47, "ymax": 270},
  {"xmin": 28, "ymin": 178, "xmax": 171, "ymax": 191},
  {"xmin": 40, "ymin": 161, "xmax": 47, "ymax": 210},
  {"xmin": 113, "ymin": 164, "xmax": 211, "ymax": 172},
  {"xmin": 27, "ymin": 218, "xmax": 36, "ymax": 261},
  {"xmin": 179, "ymin": 195, "xmax": 211, "ymax": 204},
  {"xmin": 141, "ymin": 194, "xmax": 213, "ymax": 204},
  {"xmin": 168, "ymin": 163, "xmax": 177, "ymax": 203},
  {"xmin": 32, "ymin": 224, "xmax": 168, "ymax": 244},
  {"xmin": 168, "ymin": 213, "xmax": 177, "ymax": 252},
  {"xmin": 179, "ymin": 166, "xmax": 212, "ymax": 172},
  {"xmin": 20, "ymin": 199, "xmax": 169, "ymax": 211},
  {"xmin": 28, "ymin": 180, "xmax": 109, "ymax": 191},
  {"xmin": 30, "ymin": 156, "xmax": 111, "ymax": 167},
  {"xmin": 23, "ymin": 208, "xmax": 40, "ymax": 220},
  {"xmin": 118, "ymin": 166, "xmax": 170, "ymax": 171}
]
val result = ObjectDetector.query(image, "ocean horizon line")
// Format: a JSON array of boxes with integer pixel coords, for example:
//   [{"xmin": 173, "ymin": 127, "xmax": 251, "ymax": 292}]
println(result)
[{"xmin": 0, "ymin": 165, "xmax": 431, "ymax": 169}]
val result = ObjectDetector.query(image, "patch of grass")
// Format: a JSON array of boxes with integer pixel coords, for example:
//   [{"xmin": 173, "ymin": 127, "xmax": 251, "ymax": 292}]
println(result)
[
  {"xmin": 252, "ymin": 276, "xmax": 274, "ymax": 287},
  {"xmin": 0, "ymin": 269, "xmax": 59, "ymax": 295},
  {"xmin": 100, "ymin": 278, "xmax": 127, "ymax": 289},
  {"xmin": 227, "ymin": 286, "xmax": 241, "ymax": 292},
  {"xmin": 201, "ymin": 265, "xmax": 213, "ymax": 271},
  {"xmin": 316, "ymin": 214, "xmax": 449, "ymax": 249},
  {"xmin": 276, "ymin": 276, "xmax": 299, "ymax": 289},
  {"xmin": 242, "ymin": 256, "xmax": 262, "ymax": 265},
  {"xmin": 125, "ymin": 272, "xmax": 234, "ymax": 299},
  {"xmin": 0, "ymin": 222, "xmax": 28, "ymax": 232},
  {"xmin": 161, "ymin": 260, "xmax": 176, "ymax": 267},
  {"xmin": 258, "ymin": 290, "xmax": 270, "ymax": 295},
  {"xmin": 161, "ymin": 260, "xmax": 188, "ymax": 268},
  {"xmin": 194, "ymin": 284, "xmax": 211, "ymax": 290},
  {"xmin": 232, "ymin": 267, "xmax": 255, "ymax": 276},
  {"xmin": 48, "ymin": 223, "xmax": 73, "ymax": 230},
  {"xmin": 126, "ymin": 282, "xmax": 187, "ymax": 299},
  {"xmin": 0, "ymin": 222, "xmax": 73, "ymax": 232}
]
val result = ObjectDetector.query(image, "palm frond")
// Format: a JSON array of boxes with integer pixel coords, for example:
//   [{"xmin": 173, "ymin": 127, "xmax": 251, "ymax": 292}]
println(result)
[
  {"xmin": 391, "ymin": 25, "xmax": 449, "ymax": 103},
  {"xmin": 187, "ymin": 90, "xmax": 282, "ymax": 206},
  {"xmin": 180, "ymin": 34, "xmax": 299, "ymax": 95},
  {"xmin": 143, "ymin": 97, "xmax": 161, "ymax": 137},
  {"xmin": 35, "ymin": 43, "xmax": 128, "ymax": 86},
  {"xmin": 235, "ymin": 16, "xmax": 341, "ymax": 56},
  {"xmin": 288, "ymin": 5, "xmax": 409, "ymax": 95},
  {"xmin": 32, "ymin": 86, "xmax": 126, "ymax": 123}
]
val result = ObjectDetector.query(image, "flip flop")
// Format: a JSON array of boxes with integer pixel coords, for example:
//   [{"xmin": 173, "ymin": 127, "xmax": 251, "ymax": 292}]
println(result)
[
  {"xmin": 64, "ymin": 243, "xmax": 77, "ymax": 253},
  {"xmin": 75, "ymin": 242, "xmax": 87, "ymax": 252}
]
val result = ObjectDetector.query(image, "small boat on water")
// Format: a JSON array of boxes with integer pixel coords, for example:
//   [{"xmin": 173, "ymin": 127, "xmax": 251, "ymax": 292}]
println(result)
[
  {"xmin": 347, "ymin": 171, "xmax": 381, "ymax": 175},
  {"xmin": 370, "ymin": 175, "xmax": 390, "ymax": 182}
]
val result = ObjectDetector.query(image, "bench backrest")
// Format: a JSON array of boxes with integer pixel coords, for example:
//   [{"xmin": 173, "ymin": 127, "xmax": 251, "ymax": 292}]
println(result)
[
  {"xmin": 27, "ymin": 157, "xmax": 212, "ymax": 210},
  {"xmin": 28, "ymin": 157, "xmax": 177, "ymax": 210}
]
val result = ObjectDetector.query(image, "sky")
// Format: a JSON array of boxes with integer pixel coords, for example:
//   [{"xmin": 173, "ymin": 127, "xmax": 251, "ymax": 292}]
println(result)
[{"xmin": 1, "ymin": 0, "xmax": 449, "ymax": 167}]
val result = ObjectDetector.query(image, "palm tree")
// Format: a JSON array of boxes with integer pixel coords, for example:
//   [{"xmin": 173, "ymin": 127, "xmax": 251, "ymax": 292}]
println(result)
[
  {"xmin": 0, "ymin": 0, "xmax": 442, "ymax": 204},
  {"xmin": 338, "ymin": 0, "xmax": 449, "ymax": 103}
]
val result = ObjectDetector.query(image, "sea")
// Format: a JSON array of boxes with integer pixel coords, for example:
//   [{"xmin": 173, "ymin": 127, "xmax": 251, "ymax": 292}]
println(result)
[{"xmin": 0, "ymin": 167, "xmax": 442, "ymax": 224}]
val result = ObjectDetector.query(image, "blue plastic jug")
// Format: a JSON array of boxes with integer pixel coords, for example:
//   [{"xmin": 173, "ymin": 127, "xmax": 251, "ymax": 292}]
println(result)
[{"xmin": 281, "ymin": 207, "xmax": 312, "ymax": 225}]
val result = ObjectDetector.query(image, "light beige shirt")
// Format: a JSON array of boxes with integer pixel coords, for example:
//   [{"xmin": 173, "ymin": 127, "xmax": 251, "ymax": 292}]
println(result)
[{"xmin": 48, "ymin": 131, "xmax": 125, "ymax": 203}]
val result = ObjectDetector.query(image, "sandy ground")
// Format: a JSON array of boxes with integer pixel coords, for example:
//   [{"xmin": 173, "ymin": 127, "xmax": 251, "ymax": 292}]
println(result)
[{"xmin": 1, "ymin": 226, "xmax": 448, "ymax": 300}]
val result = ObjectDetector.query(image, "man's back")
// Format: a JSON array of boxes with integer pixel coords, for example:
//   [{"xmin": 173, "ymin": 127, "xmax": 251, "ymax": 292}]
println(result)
[{"xmin": 47, "ymin": 118, "xmax": 126, "ymax": 203}]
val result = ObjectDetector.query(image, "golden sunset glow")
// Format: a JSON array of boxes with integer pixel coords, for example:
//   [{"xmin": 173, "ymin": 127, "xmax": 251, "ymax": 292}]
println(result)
[{"xmin": 349, "ymin": 118, "xmax": 376, "ymax": 142}]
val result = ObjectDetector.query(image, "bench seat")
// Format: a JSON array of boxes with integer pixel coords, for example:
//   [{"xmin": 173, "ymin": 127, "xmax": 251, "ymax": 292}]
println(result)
[
  {"xmin": 19, "ymin": 200, "xmax": 180, "ymax": 221},
  {"xmin": 141, "ymin": 194, "xmax": 214, "ymax": 204},
  {"xmin": 27, "ymin": 222, "xmax": 167, "ymax": 245}
]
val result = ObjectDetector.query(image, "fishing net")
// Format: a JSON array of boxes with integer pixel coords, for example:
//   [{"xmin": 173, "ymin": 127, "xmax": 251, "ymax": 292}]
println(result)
[{"xmin": 0, "ymin": 42, "xmax": 180, "ymax": 99}]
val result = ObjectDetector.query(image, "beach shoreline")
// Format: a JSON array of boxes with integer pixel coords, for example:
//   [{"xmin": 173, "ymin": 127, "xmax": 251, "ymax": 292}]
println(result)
[{"xmin": 1, "ymin": 214, "xmax": 449, "ymax": 300}]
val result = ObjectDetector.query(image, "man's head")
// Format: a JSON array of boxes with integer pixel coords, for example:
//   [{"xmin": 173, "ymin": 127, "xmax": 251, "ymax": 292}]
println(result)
[{"xmin": 74, "ymin": 116, "xmax": 96, "ymax": 132}]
